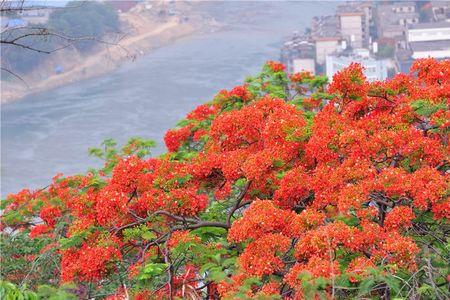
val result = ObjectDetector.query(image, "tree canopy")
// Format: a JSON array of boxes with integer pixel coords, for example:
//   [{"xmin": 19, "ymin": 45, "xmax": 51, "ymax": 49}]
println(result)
[
  {"xmin": 48, "ymin": 1, "xmax": 120, "ymax": 52},
  {"xmin": 1, "ymin": 58, "xmax": 449, "ymax": 299}
]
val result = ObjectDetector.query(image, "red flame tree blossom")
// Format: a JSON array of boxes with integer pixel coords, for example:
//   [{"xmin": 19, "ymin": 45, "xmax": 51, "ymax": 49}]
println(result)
[{"xmin": 1, "ymin": 59, "xmax": 449, "ymax": 299}]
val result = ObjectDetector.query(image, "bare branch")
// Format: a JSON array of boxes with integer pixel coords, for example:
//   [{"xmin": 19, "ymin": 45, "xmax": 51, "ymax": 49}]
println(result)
[
  {"xmin": 226, "ymin": 180, "xmax": 251, "ymax": 227},
  {"xmin": 1, "ymin": 66, "xmax": 29, "ymax": 87}
]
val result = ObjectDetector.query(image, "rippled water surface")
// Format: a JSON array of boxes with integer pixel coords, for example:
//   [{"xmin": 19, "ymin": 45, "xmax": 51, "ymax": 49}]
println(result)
[{"xmin": 1, "ymin": 1, "xmax": 337, "ymax": 196}]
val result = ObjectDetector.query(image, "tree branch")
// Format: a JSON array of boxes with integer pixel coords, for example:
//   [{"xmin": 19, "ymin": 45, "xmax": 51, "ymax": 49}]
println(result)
[
  {"xmin": 0, "ymin": 66, "xmax": 29, "ymax": 87},
  {"xmin": 226, "ymin": 180, "xmax": 251, "ymax": 227}
]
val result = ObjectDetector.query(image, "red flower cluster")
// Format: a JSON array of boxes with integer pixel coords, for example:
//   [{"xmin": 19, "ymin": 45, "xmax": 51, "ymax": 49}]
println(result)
[
  {"xmin": 266, "ymin": 60, "xmax": 286, "ymax": 72},
  {"xmin": 2, "ymin": 59, "xmax": 448, "ymax": 299},
  {"xmin": 164, "ymin": 124, "xmax": 193, "ymax": 152},
  {"xmin": 186, "ymin": 104, "xmax": 217, "ymax": 121},
  {"xmin": 61, "ymin": 240, "xmax": 122, "ymax": 282}
]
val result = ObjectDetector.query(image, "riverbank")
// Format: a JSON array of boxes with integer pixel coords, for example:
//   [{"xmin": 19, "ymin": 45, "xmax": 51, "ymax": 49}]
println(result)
[{"xmin": 1, "ymin": 6, "xmax": 220, "ymax": 103}]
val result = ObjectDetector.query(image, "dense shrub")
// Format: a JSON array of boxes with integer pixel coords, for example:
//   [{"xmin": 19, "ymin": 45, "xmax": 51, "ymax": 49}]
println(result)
[{"xmin": 1, "ymin": 59, "xmax": 449, "ymax": 299}]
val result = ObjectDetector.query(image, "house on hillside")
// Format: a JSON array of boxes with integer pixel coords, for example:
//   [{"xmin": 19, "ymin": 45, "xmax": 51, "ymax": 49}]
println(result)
[
  {"xmin": 336, "ymin": 1, "xmax": 376, "ymax": 48},
  {"xmin": 311, "ymin": 15, "xmax": 342, "ymax": 67},
  {"xmin": 376, "ymin": 1, "xmax": 419, "ymax": 48},
  {"xmin": 430, "ymin": 0, "xmax": 450, "ymax": 22},
  {"xmin": 407, "ymin": 22, "xmax": 450, "ymax": 59},
  {"xmin": 281, "ymin": 36, "xmax": 316, "ymax": 74},
  {"xmin": 19, "ymin": 8, "xmax": 53, "ymax": 24}
]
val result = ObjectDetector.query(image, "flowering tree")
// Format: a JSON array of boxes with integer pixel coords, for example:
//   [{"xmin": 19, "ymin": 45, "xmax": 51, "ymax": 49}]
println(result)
[{"xmin": 1, "ymin": 59, "xmax": 449, "ymax": 299}]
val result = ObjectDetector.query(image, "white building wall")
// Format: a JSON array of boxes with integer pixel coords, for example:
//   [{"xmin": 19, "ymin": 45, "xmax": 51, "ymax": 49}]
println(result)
[
  {"xmin": 315, "ymin": 40, "xmax": 340, "ymax": 65},
  {"xmin": 326, "ymin": 55, "xmax": 388, "ymax": 82},
  {"xmin": 412, "ymin": 49, "xmax": 450, "ymax": 59},
  {"xmin": 340, "ymin": 15, "xmax": 364, "ymax": 48},
  {"xmin": 292, "ymin": 58, "xmax": 316, "ymax": 74},
  {"xmin": 408, "ymin": 27, "xmax": 450, "ymax": 42}
]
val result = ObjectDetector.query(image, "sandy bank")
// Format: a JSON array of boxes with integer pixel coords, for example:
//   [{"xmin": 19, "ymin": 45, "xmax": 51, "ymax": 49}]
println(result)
[{"xmin": 1, "ymin": 12, "xmax": 217, "ymax": 103}]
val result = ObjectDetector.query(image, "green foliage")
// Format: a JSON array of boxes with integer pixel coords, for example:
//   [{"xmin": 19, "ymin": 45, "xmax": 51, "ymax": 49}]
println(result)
[
  {"xmin": 59, "ymin": 229, "xmax": 93, "ymax": 249},
  {"xmin": 0, "ymin": 232, "xmax": 58, "ymax": 288},
  {"xmin": 410, "ymin": 99, "xmax": 446, "ymax": 117},
  {"xmin": 138, "ymin": 263, "xmax": 168, "ymax": 280},
  {"xmin": 48, "ymin": 1, "xmax": 119, "ymax": 52},
  {"xmin": 308, "ymin": 75, "xmax": 328, "ymax": 90},
  {"xmin": 0, "ymin": 281, "xmax": 76, "ymax": 300},
  {"xmin": 0, "ymin": 281, "xmax": 38, "ymax": 300},
  {"xmin": 296, "ymin": 272, "xmax": 329, "ymax": 299},
  {"xmin": 2, "ymin": 60, "xmax": 449, "ymax": 299},
  {"xmin": 89, "ymin": 137, "xmax": 156, "ymax": 174},
  {"xmin": 123, "ymin": 225, "xmax": 156, "ymax": 242},
  {"xmin": 35, "ymin": 284, "xmax": 77, "ymax": 300},
  {"xmin": 376, "ymin": 44, "xmax": 395, "ymax": 59}
]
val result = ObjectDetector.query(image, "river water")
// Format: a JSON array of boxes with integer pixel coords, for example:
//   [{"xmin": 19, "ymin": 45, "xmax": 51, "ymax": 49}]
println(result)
[{"xmin": 1, "ymin": 1, "xmax": 337, "ymax": 197}]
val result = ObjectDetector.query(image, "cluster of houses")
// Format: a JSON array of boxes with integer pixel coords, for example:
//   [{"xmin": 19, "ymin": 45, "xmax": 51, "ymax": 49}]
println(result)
[
  {"xmin": 281, "ymin": 1, "xmax": 450, "ymax": 81},
  {"xmin": 1, "ymin": 7, "xmax": 53, "ymax": 28}
]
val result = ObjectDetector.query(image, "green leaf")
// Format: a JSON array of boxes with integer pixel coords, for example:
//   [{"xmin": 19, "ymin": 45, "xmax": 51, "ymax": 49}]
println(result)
[
  {"xmin": 141, "ymin": 231, "xmax": 156, "ymax": 241},
  {"xmin": 410, "ymin": 99, "xmax": 445, "ymax": 117},
  {"xmin": 417, "ymin": 283, "xmax": 434, "ymax": 296},
  {"xmin": 358, "ymin": 278, "xmax": 376, "ymax": 296},
  {"xmin": 59, "ymin": 233, "xmax": 86, "ymax": 249},
  {"xmin": 140, "ymin": 263, "xmax": 167, "ymax": 278},
  {"xmin": 208, "ymin": 266, "xmax": 227, "ymax": 282}
]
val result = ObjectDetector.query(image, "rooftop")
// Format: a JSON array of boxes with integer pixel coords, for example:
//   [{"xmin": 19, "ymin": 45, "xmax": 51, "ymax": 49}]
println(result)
[
  {"xmin": 311, "ymin": 15, "xmax": 341, "ymax": 39},
  {"xmin": 337, "ymin": 4, "xmax": 364, "ymax": 16},
  {"xmin": 377, "ymin": 4, "xmax": 419, "ymax": 19},
  {"xmin": 328, "ymin": 48, "xmax": 377, "ymax": 61},
  {"xmin": 408, "ymin": 21, "xmax": 450, "ymax": 29},
  {"xmin": 376, "ymin": 3, "xmax": 420, "ymax": 33},
  {"xmin": 430, "ymin": 0, "xmax": 450, "ymax": 7},
  {"xmin": 410, "ymin": 40, "xmax": 450, "ymax": 51},
  {"xmin": 390, "ymin": 1, "xmax": 416, "ymax": 8}
]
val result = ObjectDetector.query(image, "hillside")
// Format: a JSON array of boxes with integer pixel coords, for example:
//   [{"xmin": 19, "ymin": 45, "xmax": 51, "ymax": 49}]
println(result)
[{"xmin": 1, "ymin": 2, "xmax": 219, "ymax": 103}]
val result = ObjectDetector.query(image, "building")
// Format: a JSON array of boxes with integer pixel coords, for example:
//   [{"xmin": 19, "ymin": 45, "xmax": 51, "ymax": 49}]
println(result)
[
  {"xmin": 407, "ymin": 22, "xmax": 450, "ymax": 59},
  {"xmin": 337, "ymin": 4, "xmax": 365, "ymax": 48},
  {"xmin": 430, "ymin": 1, "xmax": 450, "ymax": 22},
  {"xmin": 395, "ymin": 49, "xmax": 414, "ymax": 73},
  {"xmin": 291, "ymin": 41, "xmax": 316, "ymax": 74},
  {"xmin": 18, "ymin": 8, "xmax": 52, "ymax": 24},
  {"xmin": 410, "ymin": 40, "xmax": 450, "ymax": 59},
  {"xmin": 280, "ymin": 34, "xmax": 316, "ymax": 74},
  {"xmin": 311, "ymin": 15, "xmax": 342, "ymax": 66},
  {"xmin": 407, "ymin": 22, "xmax": 450, "ymax": 43},
  {"xmin": 376, "ymin": 2, "xmax": 419, "ymax": 47},
  {"xmin": 326, "ymin": 49, "xmax": 388, "ymax": 81},
  {"xmin": 357, "ymin": 1, "xmax": 375, "ymax": 45}
]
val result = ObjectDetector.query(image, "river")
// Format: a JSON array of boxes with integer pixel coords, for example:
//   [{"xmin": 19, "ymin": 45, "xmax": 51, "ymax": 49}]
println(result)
[{"xmin": 1, "ymin": 1, "xmax": 337, "ymax": 197}]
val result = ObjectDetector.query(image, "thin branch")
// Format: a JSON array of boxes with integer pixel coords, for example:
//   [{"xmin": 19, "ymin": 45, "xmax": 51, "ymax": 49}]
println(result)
[
  {"xmin": 0, "ymin": 66, "xmax": 29, "ymax": 87},
  {"xmin": 226, "ymin": 180, "xmax": 251, "ymax": 227}
]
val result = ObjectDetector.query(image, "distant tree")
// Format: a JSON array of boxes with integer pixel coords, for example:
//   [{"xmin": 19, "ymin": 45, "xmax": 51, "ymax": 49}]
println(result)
[
  {"xmin": 376, "ymin": 43, "xmax": 395, "ymax": 59},
  {"xmin": 48, "ymin": 1, "xmax": 120, "ymax": 52},
  {"xmin": 418, "ymin": 1, "xmax": 434, "ymax": 22}
]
